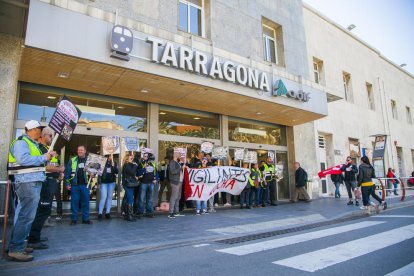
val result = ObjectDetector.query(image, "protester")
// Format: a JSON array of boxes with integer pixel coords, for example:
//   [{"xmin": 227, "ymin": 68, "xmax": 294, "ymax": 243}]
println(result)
[
  {"xmin": 121, "ymin": 153, "xmax": 138, "ymax": 221},
  {"xmin": 330, "ymin": 173, "xmax": 344, "ymax": 198},
  {"xmin": 7, "ymin": 120, "xmax": 55, "ymax": 262},
  {"xmin": 392, "ymin": 169, "xmax": 399, "ymax": 196},
  {"xmin": 195, "ymin": 157, "xmax": 208, "ymax": 215},
  {"xmin": 357, "ymin": 156, "xmax": 380, "ymax": 215},
  {"xmin": 137, "ymin": 152, "xmax": 158, "ymax": 218},
  {"xmin": 168, "ymin": 152, "xmax": 184, "ymax": 219},
  {"xmin": 260, "ymin": 156, "xmax": 277, "ymax": 206},
  {"xmin": 240, "ymin": 163, "xmax": 254, "ymax": 209},
  {"xmin": 341, "ymin": 157, "xmax": 359, "ymax": 206},
  {"xmin": 158, "ymin": 158, "xmax": 171, "ymax": 206},
  {"xmin": 291, "ymin": 162, "xmax": 311, "ymax": 203},
  {"xmin": 64, "ymin": 145, "xmax": 93, "ymax": 225},
  {"xmin": 97, "ymin": 154, "xmax": 118, "ymax": 220},
  {"xmin": 408, "ymin": 170, "xmax": 414, "ymax": 186},
  {"xmin": 251, "ymin": 163, "xmax": 262, "ymax": 208},
  {"xmin": 28, "ymin": 127, "xmax": 64, "ymax": 250}
]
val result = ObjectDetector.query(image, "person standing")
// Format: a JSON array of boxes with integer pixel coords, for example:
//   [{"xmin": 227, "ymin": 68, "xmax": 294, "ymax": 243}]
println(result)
[
  {"xmin": 357, "ymin": 156, "xmax": 380, "ymax": 215},
  {"xmin": 121, "ymin": 153, "xmax": 138, "ymax": 221},
  {"xmin": 64, "ymin": 145, "xmax": 93, "ymax": 225},
  {"xmin": 7, "ymin": 120, "xmax": 55, "ymax": 262},
  {"xmin": 137, "ymin": 152, "xmax": 158, "ymax": 218},
  {"xmin": 97, "ymin": 154, "xmax": 118, "ymax": 220},
  {"xmin": 251, "ymin": 163, "xmax": 262, "ymax": 208},
  {"xmin": 240, "ymin": 163, "xmax": 254, "ymax": 209},
  {"xmin": 28, "ymin": 127, "xmax": 64, "ymax": 250},
  {"xmin": 195, "ymin": 158, "xmax": 208, "ymax": 215},
  {"xmin": 158, "ymin": 158, "xmax": 171, "ymax": 205},
  {"xmin": 260, "ymin": 156, "xmax": 277, "ymax": 206},
  {"xmin": 330, "ymin": 173, "xmax": 344, "ymax": 198},
  {"xmin": 168, "ymin": 154, "xmax": 184, "ymax": 218},
  {"xmin": 291, "ymin": 162, "xmax": 311, "ymax": 203},
  {"xmin": 341, "ymin": 157, "xmax": 359, "ymax": 206}
]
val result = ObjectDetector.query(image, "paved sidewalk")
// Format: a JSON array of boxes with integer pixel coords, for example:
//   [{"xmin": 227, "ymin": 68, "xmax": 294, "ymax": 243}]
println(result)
[{"xmin": 1, "ymin": 195, "xmax": 413, "ymax": 269}]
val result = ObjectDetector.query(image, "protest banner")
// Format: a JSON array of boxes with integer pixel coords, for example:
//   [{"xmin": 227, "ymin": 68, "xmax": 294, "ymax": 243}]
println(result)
[
  {"xmin": 212, "ymin": 146, "xmax": 228, "ymax": 160},
  {"xmin": 102, "ymin": 136, "xmax": 120, "ymax": 155},
  {"xmin": 174, "ymin": 147, "xmax": 187, "ymax": 164},
  {"xmin": 184, "ymin": 166, "xmax": 250, "ymax": 201},
  {"xmin": 234, "ymin": 148, "xmax": 245, "ymax": 161},
  {"xmin": 201, "ymin": 142, "xmax": 214, "ymax": 153},
  {"xmin": 124, "ymin": 137, "xmax": 140, "ymax": 152},
  {"xmin": 141, "ymin": 147, "xmax": 153, "ymax": 158},
  {"xmin": 48, "ymin": 96, "xmax": 82, "ymax": 148},
  {"xmin": 85, "ymin": 153, "xmax": 107, "ymax": 188},
  {"xmin": 243, "ymin": 151, "xmax": 257, "ymax": 164}
]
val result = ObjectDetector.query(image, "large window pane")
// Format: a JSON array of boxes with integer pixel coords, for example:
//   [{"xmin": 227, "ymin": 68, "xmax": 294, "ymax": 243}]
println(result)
[
  {"xmin": 178, "ymin": 2, "xmax": 188, "ymax": 32},
  {"xmin": 190, "ymin": 5, "xmax": 202, "ymax": 36},
  {"xmin": 269, "ymin": 39, "xmax": 276, "ymax": 63},
  {"xmin": 159, "ymin": 106, "xmax": 219, "ymax": 139},
  {"xmin": 228, "ymin": 117, "xmax": 286, "ymax": 146},
  {"xmin": 17, "ymin": 89, "xmax": 147, "ymax": 132}
]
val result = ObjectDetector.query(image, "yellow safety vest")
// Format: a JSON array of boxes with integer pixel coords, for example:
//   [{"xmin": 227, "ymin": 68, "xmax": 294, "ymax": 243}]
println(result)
[
  {"xmin": 8, "ymin": 136, "xmax": 45, "ymax": 175},
  {"xmin": 67, "ymin": 156, "xmax": 89, "ymax": 184},
  {"xmin": 263, "ymin": 163, "xmax": 275, "ymax": 181}
]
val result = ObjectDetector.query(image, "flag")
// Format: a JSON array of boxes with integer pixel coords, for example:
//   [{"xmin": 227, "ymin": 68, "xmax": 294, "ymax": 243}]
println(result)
[
  {"xmin": 318, "ymin": 164, "xmax": 344, "ymax": 178},
  {"xmin": 184, "ymin": 167, "xmax": 192, "ymax": 200}
]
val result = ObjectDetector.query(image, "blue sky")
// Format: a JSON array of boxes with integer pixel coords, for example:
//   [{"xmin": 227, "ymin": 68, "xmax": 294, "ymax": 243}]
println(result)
[{"xmin": 303, "ymin": 0, "xmax": 414, "ymax": 75}]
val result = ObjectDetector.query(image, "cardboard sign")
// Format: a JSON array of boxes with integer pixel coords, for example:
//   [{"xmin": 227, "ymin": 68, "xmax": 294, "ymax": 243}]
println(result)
[
  {"xmin": 124, "ymin": 137, "xmax": 139, "ymax": 152},
  {"xmin": 212, "ymin": 146, "xmax": 228, "ymax": 160},
  {"xmin": 102, "ymin": 136, "xmax": 120, "ymax": 155},
  {"xmin": 234, "ymin": 148, "xmax": 245, "ymax": 161},
  {"xmin": 174, "ymin": 147, "xmax": 187, "ymax": 164},
  {"xmin": 141, "ymin": 147, "xmax": 153, "ymax": 158},
  {"xmin": 85, "ymin": 153, "xmax": 107, "ymax": 177},
  {"xmin": 243, "ymin": 151, "xmax": 257, "ymax": 164},
  {"xmin": 48, "ymin": 96, "xmax": 82, "ymax": 142},
  {"xmin": 201, "ymin": 142, "xmax": 214, "ymax": 153},
  {"xmin": 268, "ymin": 151, "xmax": 275, "ymax": 161},
  {"xmin": 186, "ymin": 166, "xmax": 250, "ymax": 200}
]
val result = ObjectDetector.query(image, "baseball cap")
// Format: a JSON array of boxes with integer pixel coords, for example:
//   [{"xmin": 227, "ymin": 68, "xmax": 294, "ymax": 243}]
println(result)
[{"xmin": 25, "ymin": 120, "xmax": 44, "ymax": 130}]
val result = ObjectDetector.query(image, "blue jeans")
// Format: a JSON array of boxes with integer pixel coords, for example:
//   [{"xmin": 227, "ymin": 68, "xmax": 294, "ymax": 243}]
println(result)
[
  {"xmin": 393, "ymin": 183, "xmax": 398, "ymax": 195},
  {"xmin": 334, "ymin": 182, "xmax": 341, "ymax": 198},
  {"xmin": 196, "ymin": 200, "xmax": 207, "ymax": 212},
  {"xmin": 9, "ymin": 181, "xmax": 42, "ymax": 253},
  {"xmin": 124, "ymin": 186, "xmax": 135, "ymax": 205},
  {"xmin": 139, "ymin": 183, "xmax": 154, "ymax": 214},
  {"xmin": 99, "ymin": 182, "xmax": 116, "ymax": 214},
  {"xmin": 255, "ymin": 187, "xmax": 261, "ymax": 205},
  {"xmin": 71, "ymin": 185, "xmax": 90, "ymax": 221},
  {"xmin": 240, "ymin": 188, "xmax": 253, "ymax": 207}
]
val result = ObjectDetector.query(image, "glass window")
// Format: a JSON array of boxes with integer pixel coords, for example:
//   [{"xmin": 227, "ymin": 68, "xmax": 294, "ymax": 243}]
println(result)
[
  {"xmin": 263, "ymin": 25, "xmax": 277, "ymax": 64},
  {"xmin": 228, "ymin": 117, "xmax": 286, "ymax": 146},
  {"xmin": 17, "ymin": 89, "xmax": 147, "ymax": 132},
  {"xmin": 158, "ymin": 141, "xmax": 201, "ymax": 166},
  {"xmin": 159, "ymin": 105, "xmax": 219, "ymax": 139},
  {"xmin": 178, "ymin": 2, "xmax": 188, "ymax": 32},
  {"xmin": 178, "ymin": 0, "xmax": 203, "ymax": 36}
]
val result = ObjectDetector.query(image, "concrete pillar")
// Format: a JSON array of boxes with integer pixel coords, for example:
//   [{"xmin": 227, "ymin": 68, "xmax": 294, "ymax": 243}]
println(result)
[
  {"xmin": 220, "ymin": 115, "xmax": 229, "ymax": 147},
  {"xmin": 0, "ymin": 33, "xmax": 23, "ymax": 212},
  {"xmin": 147, "ymin": 103, "xmax": 159, "ymax": 162},
  {"xmin": 286, "ymin": 126, "xmax": 296, "ymax": 199}
]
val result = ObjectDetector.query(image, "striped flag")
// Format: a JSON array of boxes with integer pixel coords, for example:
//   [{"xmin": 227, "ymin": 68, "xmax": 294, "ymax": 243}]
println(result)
[{"xmin": 318, "ymin": 164, "xmax": 344, "ymax": 178}]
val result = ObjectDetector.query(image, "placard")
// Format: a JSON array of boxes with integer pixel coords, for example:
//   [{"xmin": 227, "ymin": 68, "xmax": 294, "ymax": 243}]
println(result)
[
  {"xmin": 243, "ymin": 151, "xmax": 258, "ymax": 164},
  {"xmin": 85, "ymin": 153, "xmax": 107, "ymax": 177},
  {"xmin": 174, "ymin": 147, "xmax": 187, "ymax": 164},
  {"xmin": 124, "ymin": 137, "xmax": 140, "ymax": 151},
  {"xmin": 102, "ymin": 136, "xmax": 120, "ymax": 155},
  {"xmin": 268, "ymin": 151, "xmax": 275, "ymax": 161},
  {"xmin": 234, "ymin": 148, "xmax": 245, "ymax": 161},
  {"xmin": 212, "ymin": 146, "xmax": 228, "ymax": 160},
  {"xmin": 141, "ymin": 147, "xmax": 153, "ymax": 158},
  {"xmin": 201, "ymin": 142, "xmax": 214, "ymax": 153},
  {"xmin": 48, "ymin": 96, "xmax": 82, "ymax": 142}
]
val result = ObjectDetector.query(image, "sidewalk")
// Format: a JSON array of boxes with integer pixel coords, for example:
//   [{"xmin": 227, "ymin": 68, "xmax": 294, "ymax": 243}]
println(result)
[{"xmin": 1, "ymin": 195, "xmax": 413, "ymax": 269}]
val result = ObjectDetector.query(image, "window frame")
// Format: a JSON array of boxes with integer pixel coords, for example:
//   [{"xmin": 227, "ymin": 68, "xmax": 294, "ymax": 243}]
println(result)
[
  {"xmin": 178, "ymin": 0, "xmax": 205, "ymax": 37},
  {"xmin": 406, "ymin": 106, "xmax": 412, "ymax": 124},
  {"xmin": 366, "ymin": 82, "xmax": 375, "ymax": 111},
  {"xmin": 391, "ymin": 100, "xmax": 398, "ymax": 120},
  {"xmin": 262, "ymin": 24, "xmax": 278, "ymax": 64},
  {"xmin": 342, "ymin": 72, "xmax": 351, "ymax": 102}
]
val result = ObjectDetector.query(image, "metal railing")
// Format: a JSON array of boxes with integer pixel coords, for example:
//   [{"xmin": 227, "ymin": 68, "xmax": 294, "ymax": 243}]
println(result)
[
  {"xmin": 375, "ymin": 177, "xmax": 414, "ymax": 202},
  {"xmin": 0, "ymin": 180, "xmax": 11, "ymax": 258}
]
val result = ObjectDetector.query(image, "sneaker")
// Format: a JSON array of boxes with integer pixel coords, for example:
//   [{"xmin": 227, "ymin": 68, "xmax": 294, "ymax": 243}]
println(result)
[
  {"xmin": 224, "ymin": 203, "xmax": 231, "ymax": 207},
  {"xmin": 208, "ymin": 208, "xmax": 216, "ymax": 213},
  {"xmin": 347, "ymin": 201, "xmax": 354, "ymax": 205},
  {"xmin": 174, "ymin": 213, "xmax": 185, "ymax": 217},
  {"xmin": 55, "ymin": 215, "xmax": 62, "ymax": 221},
  {"xmin": 383, "ymin": 202, "xmax": 388, "ymax": 210},
  {"xmin": 355, "ymin": 201, "xmax": 360, "ymax": 206},
  {"xmin": 98, "ymin": 214, "xmax": 103, "ymax": 221},
  {"xmin": 27, "ymin": 242, "xmax": 49, "ymax": 250},
  {"xmin": 70, "ymin": 220, "xmax": 77, "ymax": 225},
  {"xmin": 201, "ymin": 210, "xmax": 209, "ymax": 215},
  {"xmin": 196, "ymin": 211, "xmax": 200, "ymax": 215},
  {"xmin": 105, "ymin": 213, "xmax": 111, "ymax": 219},
  {"xmin": 214, "ymin": 203, "xmax": 219, "ymax": 207},
  {"xmin": 168, "ymin": 213, "xmax": 176, "ymax": 219},
  {"xmin": 8, "ymin": 251, "xmax": 33, "ymax": 262},
  {"xmin": 82, "ymin": 220, "xmax": 93, "ymax": 225}
]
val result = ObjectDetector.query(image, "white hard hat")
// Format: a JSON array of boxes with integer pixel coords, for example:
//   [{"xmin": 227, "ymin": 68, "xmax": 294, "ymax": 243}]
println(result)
[{"xmin": 25, "ymin": 120, "xmax": 44, "ymax": 130}]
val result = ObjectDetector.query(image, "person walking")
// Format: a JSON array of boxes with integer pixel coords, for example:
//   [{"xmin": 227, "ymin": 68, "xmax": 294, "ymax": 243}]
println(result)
[
  {"xmin": 7, "ymin": 120, "xmax": 55, "ymax": 262},
  {"xmin": 168, "ymin": 152, "xmax": 184, "ymax": 218},
  {"xmin": 137, "ymin": 152, "xmax": 158, "ymax": 218},
  {"xmin": 291, "ymin": 162, "xmax": 311, "ymax": 203},
  {"xmin": 260, "ymin": 156, "xmax": 277, "ymax": 206},
  {"xmin": 64, "ymin": 145, "xmax": 93, "ymax": 225},
  {"xmin": 97, "ymin": 154, "xmax": 118, "ymax": 220},
  {"xmin": 341, "ymin": 157, "xmax": 359, "ymax": 206},
  {"xmin": 330, "ymin": 173, "xmax": 344, "ymax": 198},
  {"xmin": 357, "ymin": 156, "xmax": 380, "ymax": 215},
  {"xmin": 28, "ymin": 127, "xmax": 64, "ymax": 250},
  {"xmin": 121, "ymin": 153, "xmax": 139, "ymax": 221}
]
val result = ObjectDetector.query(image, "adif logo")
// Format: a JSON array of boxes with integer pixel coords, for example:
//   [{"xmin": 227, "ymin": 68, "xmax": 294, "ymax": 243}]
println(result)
[{"xmin": 272, "ymin": 79, "xmax": 311, "ymax": 102}]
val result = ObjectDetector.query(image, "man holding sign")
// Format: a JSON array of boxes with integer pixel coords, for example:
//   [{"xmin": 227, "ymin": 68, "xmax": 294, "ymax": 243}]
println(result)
[{"xmin": 64, "ymin": 145, "xmax": 93, "ymax": 225}]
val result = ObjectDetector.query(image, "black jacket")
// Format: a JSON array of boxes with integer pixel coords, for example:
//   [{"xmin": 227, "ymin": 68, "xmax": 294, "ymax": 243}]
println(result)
[
  {"xmin": 122, "ymin": 162, "xmax": 138, "ymax": 186},
  {"xmin": 331, "ymin": 173, "xmax": 344, "ymax": 183},
  {"xmin": 357, "ymin": 163, "xmax": 376, "ymax": 186},
  {"xmin": 99, "ymin": 160, "xmax": 118, "ymax": 184},
  {"xmin": 341, "ymin": 163, "xmax": 358, "ymax": 181},
  {"xmin": 295, "ymin": 167, "xmax": 307, "ymax": 187}
]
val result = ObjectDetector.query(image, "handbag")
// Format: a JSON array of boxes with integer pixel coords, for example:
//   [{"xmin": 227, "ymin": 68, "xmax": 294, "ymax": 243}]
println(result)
[
  {"xmin": 354, "ymin": 188, "xmax": 362, "ymax": 200},
  {"xmin": 125, "ymin": 176, "xmax": 139, "ymax": 188}
]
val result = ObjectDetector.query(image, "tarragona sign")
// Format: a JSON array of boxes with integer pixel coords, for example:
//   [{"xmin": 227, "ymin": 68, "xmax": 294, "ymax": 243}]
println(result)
[{"xmin": 109, "ymin": 24, "xmax": 310, "ymax": 102}]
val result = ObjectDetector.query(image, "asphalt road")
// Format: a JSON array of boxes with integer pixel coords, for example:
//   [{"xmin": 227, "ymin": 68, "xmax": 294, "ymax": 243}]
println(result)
[{"xmin": 4, "ymin": 205, "xmax": 414, "ymax": 276}]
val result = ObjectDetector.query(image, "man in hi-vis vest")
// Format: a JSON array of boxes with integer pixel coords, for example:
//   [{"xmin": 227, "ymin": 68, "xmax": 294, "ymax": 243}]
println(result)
[
  {"xmin": 7, "ymin": 120, "xmax": 56, "ymax": 262},
  {"xmin": 260, "ymin": 156, "xmax": 278, "ymax": 206}
]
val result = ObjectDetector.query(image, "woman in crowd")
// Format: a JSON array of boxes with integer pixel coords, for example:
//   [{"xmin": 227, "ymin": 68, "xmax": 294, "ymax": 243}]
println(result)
[
  {"xmin": 122, "ymin": 153, "xmax": 139, "ymax": 221},
  {"xmin": 357, "ymin": 156, "xmax": 380, "ymax": 215},
  {"xmin": 98, "ymin": 154, "xmax": 118, "ymax": 220},
  {"xmin": 196, "ymin": 157, "xmax": 209, "ymax": 215}
]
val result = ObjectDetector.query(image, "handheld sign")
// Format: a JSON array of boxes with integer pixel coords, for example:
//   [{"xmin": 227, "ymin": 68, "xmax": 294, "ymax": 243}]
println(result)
[
  {"xmin": 212, "ymin": 146, "xmax": 228, "ymax": 160},
  {"xmin": 49, "ymin": 96, "xmax": 82, "ymax": 143},
  {"xmin": 124, "ymin": 137, "xmax": 140, "ymax": 152},
  {"xmin": 85, "ymin": 153, "xmax": 107, "ymax": 188},
  {"xmin": 102, "ymin": 136, "xmax": 120, "ymax": 155},
  {"xmin": 234, "ymin": 148, "xmax": 245, "ymax": 161},
  {"xmin": 201, "ymin": 142, "xmax": 214, "ymax": 153},
  {"xmin": 141, "ymin": 147, "xmax": 153, "ymax": 158},
  {"xmin": 243, "ymin": 151, "xmax": 257, "ymax": 164},
  {"xmin": 174, "ymin": 147, "xmax": 187, "ymax": 164}
]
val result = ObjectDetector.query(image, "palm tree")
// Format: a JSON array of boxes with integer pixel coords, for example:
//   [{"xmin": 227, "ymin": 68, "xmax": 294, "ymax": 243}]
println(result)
[{"xmin": 128, "ymin": 118, "xmax": 146, "ymax": 132}]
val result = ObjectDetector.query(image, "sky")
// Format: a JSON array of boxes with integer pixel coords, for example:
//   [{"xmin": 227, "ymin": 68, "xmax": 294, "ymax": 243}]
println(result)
[{"xmin": 303, "ymin": 0, "xmax": 414, "ymax": 75}]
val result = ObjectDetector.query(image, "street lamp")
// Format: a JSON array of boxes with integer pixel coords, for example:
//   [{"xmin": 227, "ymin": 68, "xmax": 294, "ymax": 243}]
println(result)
[{"xmin": 347, "ymin": 24, "xmax": 356, "ymax": 31}]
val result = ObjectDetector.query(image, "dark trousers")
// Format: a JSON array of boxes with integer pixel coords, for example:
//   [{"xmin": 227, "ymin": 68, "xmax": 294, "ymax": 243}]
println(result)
[
  {"xmin": 261, "ymin": 187, "xmax": 269, "ymax": 205},
  {"xmin": 240, "ymin": 188, "xmax": 253, "ymax": 207},
  {"xmin": 361, "ymin": 185, "xmax": 375, "ymax": 206},
  {"xmin": 54, "ymin": 180, "xmax": 63, "ymax": 216},
  {"xmin": 345, "ymin": 181, "xmax": 356, "ymax": 199},
  {"xmin": 28, "ymin": 177, "xmax": 57, "ymax": 243},
  {"xmin": 158, "ymin": 179, "xmax": 171, "ymax": 204},
  {"xmin": 133, "ymin": 186, "xmax": 140, "ymax": 213},
  {"xmin": 370, "ymin": 186, "xmax": 382, "ymax": 204},
  {"xmin": 268, "ymin": 179, "xmax": 277, "ymax": 204},
  {"xmin": 70, "ymin": 184, "xmax": 90, "ymax": 221}
]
